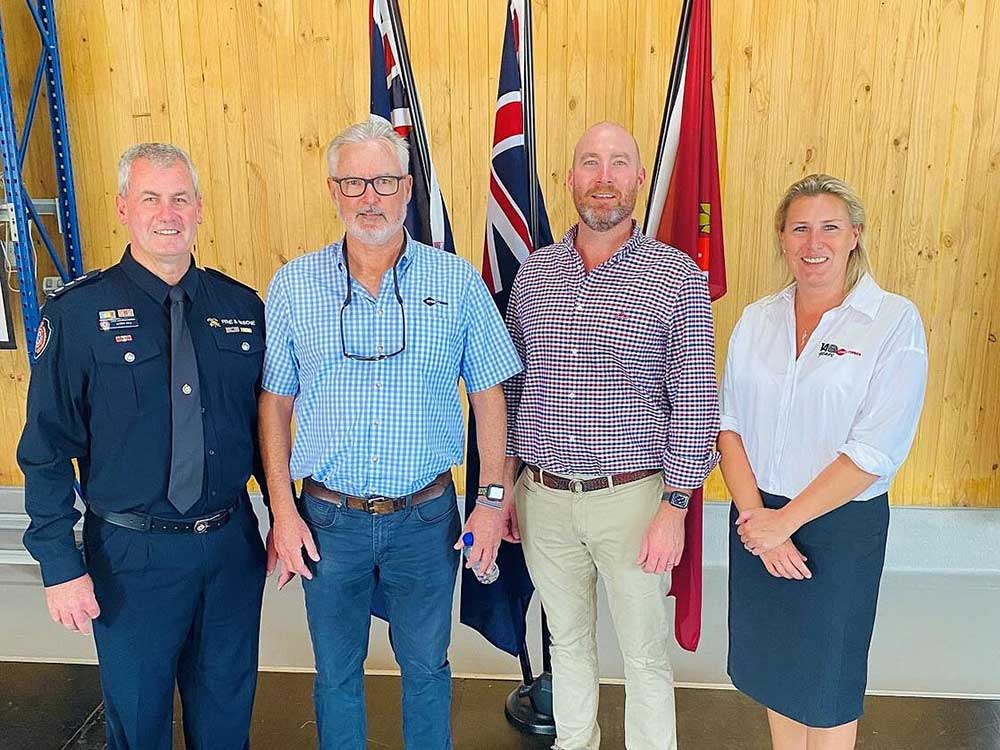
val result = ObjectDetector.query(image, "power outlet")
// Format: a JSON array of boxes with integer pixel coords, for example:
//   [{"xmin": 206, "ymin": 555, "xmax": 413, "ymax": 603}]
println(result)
[{"xmin": 42, "ymin": 276, "xmax": 62, "ymax": 294}]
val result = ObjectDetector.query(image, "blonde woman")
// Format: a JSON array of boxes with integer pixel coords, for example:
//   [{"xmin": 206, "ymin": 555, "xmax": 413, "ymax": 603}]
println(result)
[{"xmin": 720, "ymin": 174, "xmax": 928, "ymax": 749}]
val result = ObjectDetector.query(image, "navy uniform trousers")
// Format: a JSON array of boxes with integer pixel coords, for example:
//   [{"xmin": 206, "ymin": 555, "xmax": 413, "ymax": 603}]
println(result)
[{"xmin": 85, "ymin": 497, "xmax": 266, "ymax": 750}]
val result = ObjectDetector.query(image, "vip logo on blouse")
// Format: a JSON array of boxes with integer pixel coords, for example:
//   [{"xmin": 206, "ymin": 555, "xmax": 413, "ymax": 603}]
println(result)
[{"xmin": 819, "ymin": 342, "xmax": 861, "ymax": 357}]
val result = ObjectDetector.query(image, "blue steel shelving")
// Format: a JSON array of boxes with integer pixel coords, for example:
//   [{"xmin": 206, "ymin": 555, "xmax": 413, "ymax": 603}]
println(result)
[{"xmin": 0, "ymin": 0, "xmax": 83, "ymax": 361}]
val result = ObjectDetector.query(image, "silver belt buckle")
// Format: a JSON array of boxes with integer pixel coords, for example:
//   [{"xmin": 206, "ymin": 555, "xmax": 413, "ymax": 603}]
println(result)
[
  {"xmin": 365, "ymin": 496, "xmax": 387, "ymax": 513},
  {"xmin": 193, "ymin": 519, "xmax": 210, "ymax": 534},
  {"xmin": 569, "ymin": 479, "xmax": 585, "ymax": 495}
]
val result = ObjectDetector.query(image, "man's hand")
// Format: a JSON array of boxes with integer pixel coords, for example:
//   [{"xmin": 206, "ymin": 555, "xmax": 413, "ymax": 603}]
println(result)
[
  {"xmin": 45, "ymin": 574, "xmax": 100, "ymax": 634},
  {"xmin": 736, "ymin": 507, "xmax": 797, "ymax": 556},
  {"xmin": 501, "ymin": 498, "xmax": 521, "ymax": 544},
  {"xmin": 271, "ymin": 509, "xmax": 320, "ymax": 589},
  {"xmin": 455, "ymin": 504, "xmax": 504, "ymax": 574},
  {"xmin": 759, "ymin": 539, "xmax": 812, "ymax": 580},
  {"xmin": 636, "ymin": 504, "xmax": 686, "ymax": 574}
]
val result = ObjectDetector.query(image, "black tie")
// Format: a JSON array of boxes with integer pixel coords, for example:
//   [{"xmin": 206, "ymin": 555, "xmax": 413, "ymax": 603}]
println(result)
[{"xmin": 167, "ymin": 285, "xmax": 204, "ymax": 513}]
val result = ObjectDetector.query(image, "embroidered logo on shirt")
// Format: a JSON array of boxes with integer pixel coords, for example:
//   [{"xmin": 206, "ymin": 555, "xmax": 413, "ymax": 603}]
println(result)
[
  {"xmin": 819, "ymin": 342, "xmax": 861, "ymax": 357},
  {"xmin": 34, "ymin": 317, "xmax": 52, "ymax": 358}
]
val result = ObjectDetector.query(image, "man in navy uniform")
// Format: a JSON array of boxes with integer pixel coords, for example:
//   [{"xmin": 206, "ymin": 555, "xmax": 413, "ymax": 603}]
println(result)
[{"xmin": 18, "ymin": 143, "xmax": 268, "ymax": 750}]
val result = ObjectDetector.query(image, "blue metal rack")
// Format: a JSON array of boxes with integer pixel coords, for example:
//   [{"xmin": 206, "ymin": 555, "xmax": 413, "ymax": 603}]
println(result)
[{"xmin": 0, "ymin": 0, "xmax": 83, "ymax": 361}]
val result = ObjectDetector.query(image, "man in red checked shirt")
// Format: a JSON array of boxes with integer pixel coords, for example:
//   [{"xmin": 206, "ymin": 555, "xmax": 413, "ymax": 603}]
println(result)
[{"xmin": 502, "ymin": 122, "xmax": 720, "ymax": 750}]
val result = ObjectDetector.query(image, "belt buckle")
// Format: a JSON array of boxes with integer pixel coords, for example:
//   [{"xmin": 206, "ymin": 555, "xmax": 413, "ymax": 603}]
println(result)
[
  {"xmin": 365, "ymin": 496, "xmax": 389, "ymax": 515},
  {"xmin": 193, "ymin": 510, "xmax": 225, "ymax": 533},
  {"xmin": 569, "ymin": 479, "xmax": 585, "ymax": 495}
]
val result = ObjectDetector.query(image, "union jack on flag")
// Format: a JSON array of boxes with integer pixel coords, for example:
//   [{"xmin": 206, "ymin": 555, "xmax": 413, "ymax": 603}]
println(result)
[
  {"xmin": 370, "ymin": 0, "xmax": 454, "ymax": 253},
  {"xmin": 460, "ymin": 0, "xmax": 551, "ymax": 657}
]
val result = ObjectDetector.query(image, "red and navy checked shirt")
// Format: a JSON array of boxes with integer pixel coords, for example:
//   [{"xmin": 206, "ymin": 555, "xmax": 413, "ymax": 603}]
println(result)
[{"xmin": 504, "ymin": 222, "xmax": 720, "ymax": 489}]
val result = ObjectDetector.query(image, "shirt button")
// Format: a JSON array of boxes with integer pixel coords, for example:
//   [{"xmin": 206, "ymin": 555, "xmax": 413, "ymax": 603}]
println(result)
[
  {"xmin": 208, "ymin": 449, "xmax": 215, "ymax": 456},
  {"xmin": 376, "ymin": 344, "xmax": 384, "ymax": 354},
  {"xmin": 568, "ymin": 435, "xmax": 577, "ymax": 443},
  {"xmin": 374, "ymin": 381, "xmax": 383, "ymax": 389},
  {"xmin": 568, "ymin": 392, "xmax": 576, "ymax": 400},
  {"xmin": 123, "ymin": 351, "xmax": 135, "ymax": 363},
  {"xmin": 371, "ymin": 455, "xmax": 379, "ymax": 463},
  {"xmin": 241, "ymin": 341, "xmax": 250, "ymax": 352},
  {"xmin": 571, "ymin": 348, "xmax": 579, "ymax": 356},
  {"xmin": 200, "ymin": 407, "xmax": 206, "ymax": 414},
  {"xmin": 211, "ymin": 490, "xmax": 217, "ymax": 497},
  {"xmin": 575, "ymin": 304, "xmax": 583, "ymax": 312},
  {"xmin": 373, "ymin": 419, "xmax": 381, "ymax": 427},
  {"xmin": 377, "ymin": 308, "xmax": 384, "ymax": 316},
  {"xmin": 182, "ymin": 384, "xmax": 192, "ymax": 395}
]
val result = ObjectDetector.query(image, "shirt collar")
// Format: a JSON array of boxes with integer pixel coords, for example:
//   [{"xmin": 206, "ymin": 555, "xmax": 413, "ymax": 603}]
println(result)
[
  {"xmin": 766, "ymin": 273, "xmax": 883, "ymax": 321},
  {"xmin": 120, "ymin": 245, "xmax": 200, "ymax": 304},
  {"xmin": 329, "ymin": 231, "xmax": 414, "ymax": 279},
  {"xmin": 561, "ymin": 220, "xmax": 643, "ymax": 266}
]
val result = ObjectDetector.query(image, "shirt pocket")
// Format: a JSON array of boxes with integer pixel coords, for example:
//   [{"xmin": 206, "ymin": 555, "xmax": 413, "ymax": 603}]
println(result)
[
  {"xmin": 91, "ymin": 337, "xmax": 166, "ymax": 415},
  {"xmin": 211, "ymin": 331, "xmax": 265, "ymax": 399}
]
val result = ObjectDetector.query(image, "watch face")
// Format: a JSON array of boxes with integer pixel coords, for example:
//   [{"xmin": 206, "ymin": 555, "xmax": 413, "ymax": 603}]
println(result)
[
  {"xmin": 666, "ymin": 491, "xmax": 690, "ymax": 509},
  {"xmin": 486, "ymin": 484, "xmax": 505, "ymax": 501}
]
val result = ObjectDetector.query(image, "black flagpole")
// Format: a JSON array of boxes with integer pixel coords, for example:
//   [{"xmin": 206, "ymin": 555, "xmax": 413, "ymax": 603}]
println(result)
[{"xmin": 504, "ymin": 0, "xmax": 555, "ymax": 736}]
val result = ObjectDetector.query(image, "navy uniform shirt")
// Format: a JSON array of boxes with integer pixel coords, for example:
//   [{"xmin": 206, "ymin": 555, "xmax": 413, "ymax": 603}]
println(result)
[{"xmin": 17, "ymin": 248, "xmax": 267, "ymax": 586}]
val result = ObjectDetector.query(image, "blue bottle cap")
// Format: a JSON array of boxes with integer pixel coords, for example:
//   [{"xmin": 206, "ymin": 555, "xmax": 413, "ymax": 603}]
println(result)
[{"xmin": 462, "ymin": 532, "xmax": 474, "ymax": 547}]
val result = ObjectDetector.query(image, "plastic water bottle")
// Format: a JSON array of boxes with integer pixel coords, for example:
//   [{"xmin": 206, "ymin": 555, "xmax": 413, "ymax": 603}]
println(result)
[{"xmin": 462, "ymin": 532, "xmax": 500, "ymax": 584}]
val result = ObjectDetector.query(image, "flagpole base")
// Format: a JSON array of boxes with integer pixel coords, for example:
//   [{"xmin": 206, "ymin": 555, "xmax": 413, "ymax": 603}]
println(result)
[{"xmin": 505, "ymin": 671, "xmax": 555, "ymax": 736}]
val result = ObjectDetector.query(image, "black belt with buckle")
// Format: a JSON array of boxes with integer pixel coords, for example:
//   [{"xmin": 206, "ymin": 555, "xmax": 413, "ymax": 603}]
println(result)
[{"xmin": 87, "ymin": 501, "xmax": 239, "ymax": 534}]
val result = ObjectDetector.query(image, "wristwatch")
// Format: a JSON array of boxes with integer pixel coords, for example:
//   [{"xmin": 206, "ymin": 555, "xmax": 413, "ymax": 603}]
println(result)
[
  {"xmin": 477, "ymin": 483, "xmax": 505, "ymax": 509},
  {"xmin": 662, "ymin": 490, "xmax": 690, "ymax": 510}
]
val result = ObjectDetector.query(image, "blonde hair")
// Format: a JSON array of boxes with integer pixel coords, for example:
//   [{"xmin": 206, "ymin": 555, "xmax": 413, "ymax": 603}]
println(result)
[{"xmin": 774, "ymin": 173, "xmax": 872, "ymax": 294}]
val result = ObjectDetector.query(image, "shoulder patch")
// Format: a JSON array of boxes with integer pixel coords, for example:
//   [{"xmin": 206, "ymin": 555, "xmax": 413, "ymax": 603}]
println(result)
[
  {"xmin": 46, "ymin": 269, "xmax": 103, "ymax": 300},
  {"xmin": 206, "ymin": 267, "xmax": 258, "ymax": 295},
  {"xmin": 34, "ymin": 317, "xmax": 52, "ymax": 359}
]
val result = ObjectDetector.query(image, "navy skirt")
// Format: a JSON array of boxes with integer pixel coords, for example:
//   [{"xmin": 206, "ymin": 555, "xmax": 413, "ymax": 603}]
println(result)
[{"xmin": 727, "ymin": 490, "xmax": 889, "ymax": 728}]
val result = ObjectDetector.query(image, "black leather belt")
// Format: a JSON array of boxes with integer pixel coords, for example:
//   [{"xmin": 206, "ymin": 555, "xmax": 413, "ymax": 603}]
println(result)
[
  {"xmin": 303, "ymin": 471, "xmax": 452, "ymax": 515},
  {"xmin": 87, "ymin": 501, "xmax": 239, "ymax": 534}
]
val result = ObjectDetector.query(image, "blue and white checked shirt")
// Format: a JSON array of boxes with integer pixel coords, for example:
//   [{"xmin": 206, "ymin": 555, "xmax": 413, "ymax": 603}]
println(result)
[{"xmin": 263, "ymin": 234, "xmax": 522, "ymax": 497}]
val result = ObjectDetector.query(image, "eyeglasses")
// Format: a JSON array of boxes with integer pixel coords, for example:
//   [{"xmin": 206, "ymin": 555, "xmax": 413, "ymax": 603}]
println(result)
[
  {"xmin": 339, "ymin": 240, "xmax": 407, "ymax": 362},
  {"xmin": 330, "ymin": 175, "xmax": 405, "ymax": 198}
]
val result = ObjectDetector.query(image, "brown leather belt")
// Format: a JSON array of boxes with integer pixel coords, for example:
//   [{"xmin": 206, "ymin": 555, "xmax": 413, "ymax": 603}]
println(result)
[
  {"xmin": 527, "ymin": 466, "xmax": 659, "ymax": 493},
  {"xmin": 302, "ymin": 471, "xmax": 453, "ymax": 515}
]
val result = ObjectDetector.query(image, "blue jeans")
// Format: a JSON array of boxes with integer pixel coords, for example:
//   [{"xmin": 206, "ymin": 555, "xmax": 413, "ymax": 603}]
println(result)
[{"xmin": 298, "ymin": 484, "xmax": 461, "ymax": 750}]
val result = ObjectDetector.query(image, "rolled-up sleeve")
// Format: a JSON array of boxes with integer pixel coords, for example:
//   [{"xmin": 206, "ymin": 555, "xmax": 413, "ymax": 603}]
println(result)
[
  {"xmin": 262, "ymin": 269, "xmax": 299, "ymax": 397},
  {"xmin": 17, "ymin": 303, "xmax": 89, "ymax": 586},
  {"xmin": 663, "ymin": 272, "xmax": 721, "ymax": 488},
  {"xmin": 838, "ymin": 304, "xmax": 928, "ymax": 477},
  {"xmin": 459, "ymin": 271, "xmax": 523, "ymax": 393}
]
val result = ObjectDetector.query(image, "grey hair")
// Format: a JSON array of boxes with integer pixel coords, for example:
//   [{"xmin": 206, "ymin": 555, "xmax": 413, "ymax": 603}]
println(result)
[
  {"xmin": 774, "ymin": 173, "xmax": 872, "ymax": 294},
  {"xmin": 118, "ymin": 143, "xmax": 199, "ymax": 197},
  {"xmin": 326, "ymin": 116, "xmax": 410, "ymax": 177}
]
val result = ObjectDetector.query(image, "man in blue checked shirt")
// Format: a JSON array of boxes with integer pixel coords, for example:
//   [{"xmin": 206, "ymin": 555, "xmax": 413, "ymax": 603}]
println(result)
[{"xmin": 258, "ymin": 116, "xmax": 523, "ymax": 750}]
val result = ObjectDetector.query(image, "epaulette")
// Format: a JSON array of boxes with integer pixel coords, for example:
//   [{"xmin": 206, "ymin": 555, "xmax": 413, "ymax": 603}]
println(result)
[
  {"xmin": 45, "ymin": 269, "xmax": 103, "ymax": 300},
  {"xmin": 205, "ymin": 267, "xmax": 258, "ymax": 295}
]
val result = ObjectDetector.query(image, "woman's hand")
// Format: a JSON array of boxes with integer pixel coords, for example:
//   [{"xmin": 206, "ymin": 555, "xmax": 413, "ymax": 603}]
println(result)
[
  {"xmin": 759, "ymin": 539, "xmax": 812, "ymax": 580},
  {"xmin": 735, "ymin": 507, "xmax": 798, "ymax": 555}
]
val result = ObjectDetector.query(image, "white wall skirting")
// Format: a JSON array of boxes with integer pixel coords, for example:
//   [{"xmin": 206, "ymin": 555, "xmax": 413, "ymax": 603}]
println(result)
[{"xmin": 2, "ymin": 486, "xmax": 998, "ymax": 698}]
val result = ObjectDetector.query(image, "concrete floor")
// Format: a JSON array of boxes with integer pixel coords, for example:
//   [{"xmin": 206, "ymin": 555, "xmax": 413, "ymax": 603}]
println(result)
[{"xmin": 2, "ymin": 663, "xmax": 999, "ymax": 749}]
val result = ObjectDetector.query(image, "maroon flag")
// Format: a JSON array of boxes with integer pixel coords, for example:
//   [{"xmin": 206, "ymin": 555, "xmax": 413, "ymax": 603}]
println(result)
[{"xmin": 643, "ymin": 0, "xmax": 726, "ymax": 652}]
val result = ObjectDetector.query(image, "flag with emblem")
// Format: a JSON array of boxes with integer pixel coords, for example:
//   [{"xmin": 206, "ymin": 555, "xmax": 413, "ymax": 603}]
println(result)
[
  {"xmin": 370, "ymin": 0, "xmax": 454, "ymax": 254},
  {"xmin": 643, "ymin": 0, "xmax": 726, "ymax": 652},
  {"xmin": 459, "ymin": 0, "xmax": 551, "ymax": 656}
]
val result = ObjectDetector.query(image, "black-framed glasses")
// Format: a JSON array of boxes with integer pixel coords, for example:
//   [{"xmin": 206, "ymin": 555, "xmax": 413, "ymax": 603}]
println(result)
[
  {"xmin": 330, "ymin": 175, "xmax": 405, "ymax": 198},
  {"xmin": 339, "ymin": 239, "xmax": 407, "ymax": 362}
]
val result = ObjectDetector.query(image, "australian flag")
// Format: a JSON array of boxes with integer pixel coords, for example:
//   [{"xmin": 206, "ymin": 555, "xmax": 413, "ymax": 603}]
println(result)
[
  {"xmin": 460, "ymin": 0, "xmax": 552, "ymax": 656},
  {"xmin": 370, "ymin": 0, "xmax": 454, "ymax": 253}
]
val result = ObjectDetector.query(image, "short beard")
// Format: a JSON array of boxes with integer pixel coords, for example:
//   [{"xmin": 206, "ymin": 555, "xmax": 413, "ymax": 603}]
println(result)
[
  {"xmin": 578, "ymin": 205, "xmax": 632, "ymax": 232},
  {"xmin": 574, "ymin": 184, "xmax": 638, "ymax": 233},
  {"xmin": 343, "ymin": 205, "xmax": 407, "ymax": 246}
]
